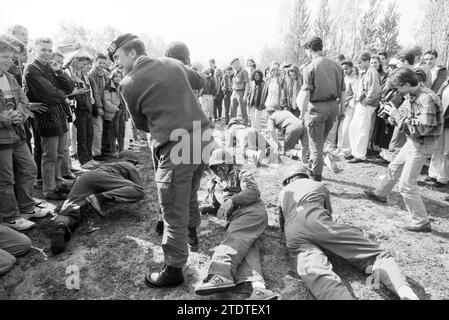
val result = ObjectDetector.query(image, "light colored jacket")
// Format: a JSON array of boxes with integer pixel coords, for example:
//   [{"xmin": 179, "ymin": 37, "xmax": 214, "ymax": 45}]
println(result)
[{"xmin": 103, "ymin": 80, "xmax": 122, "ymax": 121}]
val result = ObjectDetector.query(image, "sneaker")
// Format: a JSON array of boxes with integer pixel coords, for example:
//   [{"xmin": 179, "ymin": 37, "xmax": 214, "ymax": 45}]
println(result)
[
  {"xmin": 2, "ymin": 217, "xmax": 35, "ymax": 231},
  {"xmin": 246, "ymin": 288, "xmax": 280, "ymax": 300},
  {"xmin": 44, "ymin": 191, "xmax": 68, "ymax": 201},
  {"xmin": 344, "ymin": 154, "xmax": 355, "ymax": 160},
  {"xmin": 188, "ymin": 227, "xmax": 199, "ymax": 252},
  {"xmin": 86, "ymin": 194, "xmax": 106, "ymax": 217},
  {"xmin": 21, "ymin": 207, "xmax": 51, "ymax": 219},
  {"xmin": 348, "ymin": 157, "xmax": 365, "ymax": 164},
  {"xmin": 363, "ymin": 190, "xmax": 387, "ymax": 203},
  {"xmin": 145, "ymin": 265, "xmax": 184, "ymax": 288},
  {"xmin": 403, "ymin": 222, "xmax": 432, "ymax": 233},
  {"xmin": 398, "ymin": 286, "xmax": 419, "ymax": 300},
  {"xmin": 51, "ymin": 223, "xmax": 71, "ymax": 255},
  {"xmin": 155, "ymin": 219, "xmax": 164, "ymax": 235},
  {"xmin": 62, "ymin": 172, "xmax": 77, "ymax": 180},
  {"xmin": 194, "ymin": 274, "xmax": 236, "ymax": 296},
  {"xmin": 424, "ymin": 176, "xmax": 437, "ymax": 184}
]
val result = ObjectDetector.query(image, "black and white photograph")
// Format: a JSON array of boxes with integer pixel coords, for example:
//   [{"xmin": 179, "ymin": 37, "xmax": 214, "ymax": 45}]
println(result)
[{"xmin": 0, "ymin": 0, "xmax": 448, "ymax": 308}]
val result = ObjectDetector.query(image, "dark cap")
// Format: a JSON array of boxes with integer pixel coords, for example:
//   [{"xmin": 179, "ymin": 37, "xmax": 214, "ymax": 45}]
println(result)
[
  {"xmin": 230, "ymin": 57, "xmax": 239, "ymax": 65},
  {"xmin": 165, "ymin": 41, "xmax": 191, "ymax": 65},
  {"xmin": 108, "ymin": 33, "xmax": 139, "ymax": 61},
  {"xmin": 304, "ymin": 36, "xmax": 323, "ymax": 52}
]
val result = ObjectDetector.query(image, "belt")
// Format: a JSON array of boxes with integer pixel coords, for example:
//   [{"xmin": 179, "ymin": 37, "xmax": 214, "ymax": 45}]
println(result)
[
  {"xmin": 234, "ymin": 89, "xmax": 245, "ymax": 92},
  {"xmin": 310, "ymin": 98, "xmax": 337, "ymax": 103}
]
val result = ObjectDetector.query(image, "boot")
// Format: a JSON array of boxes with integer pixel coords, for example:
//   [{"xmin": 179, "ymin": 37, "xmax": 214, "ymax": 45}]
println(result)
[
  {"xmin": 145, "ymin": 265, "xmax": 184, "ymax": 288},
  {"xmin": 51, "ymin": 222, "xmax": 71, "ymax": 255},
  {"xmin": 188, "ymin": 227, "xmax": 199, "ymax": 252},
  {"xmin": 155, "ymin": 220, "xmax": 164, "ymax": 236}
]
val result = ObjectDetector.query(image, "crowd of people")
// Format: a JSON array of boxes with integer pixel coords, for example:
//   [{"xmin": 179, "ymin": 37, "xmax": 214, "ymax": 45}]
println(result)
[{"xmin": 0, "ymin": 24, "xmax": 448, "ymax": 300}]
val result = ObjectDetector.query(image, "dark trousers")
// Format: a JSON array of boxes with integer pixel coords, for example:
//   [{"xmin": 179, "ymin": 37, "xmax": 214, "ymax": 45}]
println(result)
[
  {"xmin": 152, "ymin": 137, "xmax": 210, "ymax": 268},
  {"xmin": 24, "ymin": 119, "xmax": 33, "ymax": 153},
  {"xmin": 285, "ymin": 203, "xmax": 408, "ymax": 300},
  {"xmin": 214, "ymin": 93, "xmax": 224, "ymax": 120},
  {"xmin": 55, "ymin": 169, "xmax": 144, "ymax": 230},
  {"xmin": 117, "ymin": 110, "xmax": 126, "ymax": 152},
  {"xmin": 102, "ymin": 114, "xmax": 121, "ymax": 154},
  {"xmin": 74, "ymin": 111, "xmax": 93, "ymax": 165},
  {"xmin": 223, "ymin": 91, "xmax": 232, "ymax": 125},
  {"xmin": 30, "ymin": 118, "xmax": 42, "ymax": 179},
  {"xmin": 305, "ymin": 101, "xmax": 339, "ymax": 180}
]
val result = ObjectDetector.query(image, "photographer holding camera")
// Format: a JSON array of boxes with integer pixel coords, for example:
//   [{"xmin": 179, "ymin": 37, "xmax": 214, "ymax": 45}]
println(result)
[{"xmin": 364, "ymin": 68, "xmax": 443, "ymax": 233}]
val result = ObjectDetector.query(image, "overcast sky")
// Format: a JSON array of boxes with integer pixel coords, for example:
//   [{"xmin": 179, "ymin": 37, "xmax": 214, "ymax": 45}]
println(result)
[{"xmin": 0, "ymin": 0, "xmax": 421, "ymax": 64}]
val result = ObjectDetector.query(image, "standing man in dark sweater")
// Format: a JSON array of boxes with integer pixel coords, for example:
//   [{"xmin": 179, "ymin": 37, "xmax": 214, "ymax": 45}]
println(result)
[
  {"xmin": 108, "ymin": 34, "xmax": 213, "ymax": 288},
  {"xmin": 23, "ymin": 37, "xmax": 75, "ymax": 200},
  {"xmin": 297, "ymin": 36, "xmax": 346, "ymax": 182}
]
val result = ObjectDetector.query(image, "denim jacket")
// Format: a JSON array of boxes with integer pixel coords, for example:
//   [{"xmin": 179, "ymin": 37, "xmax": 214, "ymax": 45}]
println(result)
[{"xmin": 0, "ymin": 72, "xmax": 31, "ymax": 145}]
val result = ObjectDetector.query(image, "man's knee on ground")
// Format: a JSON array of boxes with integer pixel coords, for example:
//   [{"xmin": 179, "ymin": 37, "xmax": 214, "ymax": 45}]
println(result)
[
  {"xmin": 9, "ymin": 234, "xmax": 32, "ymax": 257},
  {"xmin": 0, "ymin": 250, "xmax": 16, "ymax": 276}
]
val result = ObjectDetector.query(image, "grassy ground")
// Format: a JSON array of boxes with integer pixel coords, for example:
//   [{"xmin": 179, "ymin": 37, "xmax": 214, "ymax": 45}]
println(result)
[{"xmin": 1, "ymin": 122, "xmax": 448, "ymax": 300}]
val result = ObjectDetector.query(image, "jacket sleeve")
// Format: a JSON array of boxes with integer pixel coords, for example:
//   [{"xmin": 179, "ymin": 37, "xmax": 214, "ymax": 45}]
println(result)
[
  {"xmin": 55, "ymin": 70, "xmax": 76, "ymax": 95},
  {"xmin": 89, "ymin": 71, "xmax": 104, "ymax": 108},
  {"xmin": 0, "ymin": 111, "xmax": 13, "ymax": 128},
  {"xmin": 23, "ymin": 65, "xmax": 69, "ymax": 104},
  {"xmin": 10, "ymin": 76, "xmax": 32, "ymax": 121},
  {"xmin": 364, "ymin": 70, "xmax": 381, "ymax": 106},
  {"xmin": 230, "ymin": 170, "xmax": 261, "ymax": 207},
  {"xmin": 184, "ymin": 66, "xmax": 207, "ymax": 91},
  {"xmin": 280, "ymin": 84, "xmax": 288, "ymax": 108},
  {"xmin": 103, "ymin": 90, "xmax": 119, "ymax": 113},
  {"xmin": 398, "ymin": 95, "xmax": 441, "ymax": 137}
]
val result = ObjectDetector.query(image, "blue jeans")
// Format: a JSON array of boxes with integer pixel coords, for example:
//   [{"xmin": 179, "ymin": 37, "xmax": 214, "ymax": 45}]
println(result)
[
  {"xmin": 74, "ymin": 111, "xmax": 93, "ymax": 165},
  {"xmin": 0, "ymin": 143, "xmax": 37, "ymax": 221},
  {"xmin": 375, "ymin": 137, "xmax": 439, "ymax": 227},
  {"xmin": 42, "ymin": 133, "xmax": 67, "ymax": 195}
]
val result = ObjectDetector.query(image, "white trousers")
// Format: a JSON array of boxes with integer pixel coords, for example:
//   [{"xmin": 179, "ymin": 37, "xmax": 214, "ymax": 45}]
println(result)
[
  {"xmin": 69, "ymin": 122, "xmax": 77, "ymax": 157},
  {"xmin": 91, "ymin": 116, "xmax": 103, "ymax": 157},
  {"xmin": 200, "ymin": 95, "xmax": 214, "ymax": 119},
  {"xmin": 249, "ymin": 107, "xmax": 263, "ymax": 131},
  {"xmin": 428, "ymin": 128, "xmax": 449, "ymax": 184},
  {"xmin": 124, "ymin": 120, "xmax": 133, "ymax": 150},
  {"xmin": 349, "ymin": 102, "xmax": 376, "ymax": 160},
  {"xmin": 338, "ymin": 105, "xmax": 355, "ymax": 155}
]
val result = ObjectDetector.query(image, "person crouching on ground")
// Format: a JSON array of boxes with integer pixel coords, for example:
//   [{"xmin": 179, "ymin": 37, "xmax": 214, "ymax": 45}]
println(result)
[
  {"xmin": 265, "ymin": 104, "xmax": 309, "ymax": 164},
  {"xmin": 50, "ymin": 150, "xmax": 145, "ymax": 254},
  {"xmin": 225, "ymin": 117, "xmax": 273, "ymax": 167},
  {"xmin": 195, "ymin": 148, "xmax": 279, "ymax": 300},
  {"xmin": 278, "ymin": 164, "xmax": 419, "ymax": 300}
]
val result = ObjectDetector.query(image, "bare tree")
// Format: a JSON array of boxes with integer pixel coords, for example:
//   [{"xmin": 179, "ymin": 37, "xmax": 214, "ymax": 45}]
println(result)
[
  {"xmin": 313, "ymin": 0, "xmax": 333, "ymax": 47},
  {"xmin": 415, "ymin": 0, "xmax": 449, "ymax": 65},
  {"xmin": 375, "ymin": 1, "xmax": 401, "ymax": 55},
  {"xmin": 282, "ymin": 0, "xmax": 311, "ymax": 64},
  {"xmin": 358, "ymin": 0, "xmax": 382, "ymax": 52}
]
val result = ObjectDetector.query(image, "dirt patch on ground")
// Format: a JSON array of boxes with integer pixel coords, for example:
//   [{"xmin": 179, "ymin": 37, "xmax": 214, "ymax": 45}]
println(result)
[{"xmin": 1, "ymin": 123, "xmax": 448, "ymax": 300}]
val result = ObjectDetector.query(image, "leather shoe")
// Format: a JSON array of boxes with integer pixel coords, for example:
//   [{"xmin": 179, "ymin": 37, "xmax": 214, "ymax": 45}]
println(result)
[
  {"xmin": 363, "ymin": 190, "xmax": 387, "ymax": 203},
  {"xmin": 403, "ymin": 223, "xmax": 432, "ymax": 233},
  {"xmin": 145, "ymin": 265, "xmax": 184, "ymax": 288}
]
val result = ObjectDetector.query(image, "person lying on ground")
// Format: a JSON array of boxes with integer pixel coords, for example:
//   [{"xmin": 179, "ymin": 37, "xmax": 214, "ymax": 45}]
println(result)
[
  {"xmin": 0, "ymin": 224, "xmax": 32, "ymax": 276},
  {"xmin": 277, "ymin": 163, "xmax": 420, "ymax": 300},
  {"xmin": 50, "ymin": 150, "xmax": 145, "ymax": 254},
  {"xmin": 195, "ymin": 148, "xmax": 279, "ymax": 300}
]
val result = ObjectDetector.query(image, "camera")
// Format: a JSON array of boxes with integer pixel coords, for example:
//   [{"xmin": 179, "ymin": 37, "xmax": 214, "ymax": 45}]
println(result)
[{"xmin": 377, "ymin": 89, "xmax": 405, "ymax": 121}]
